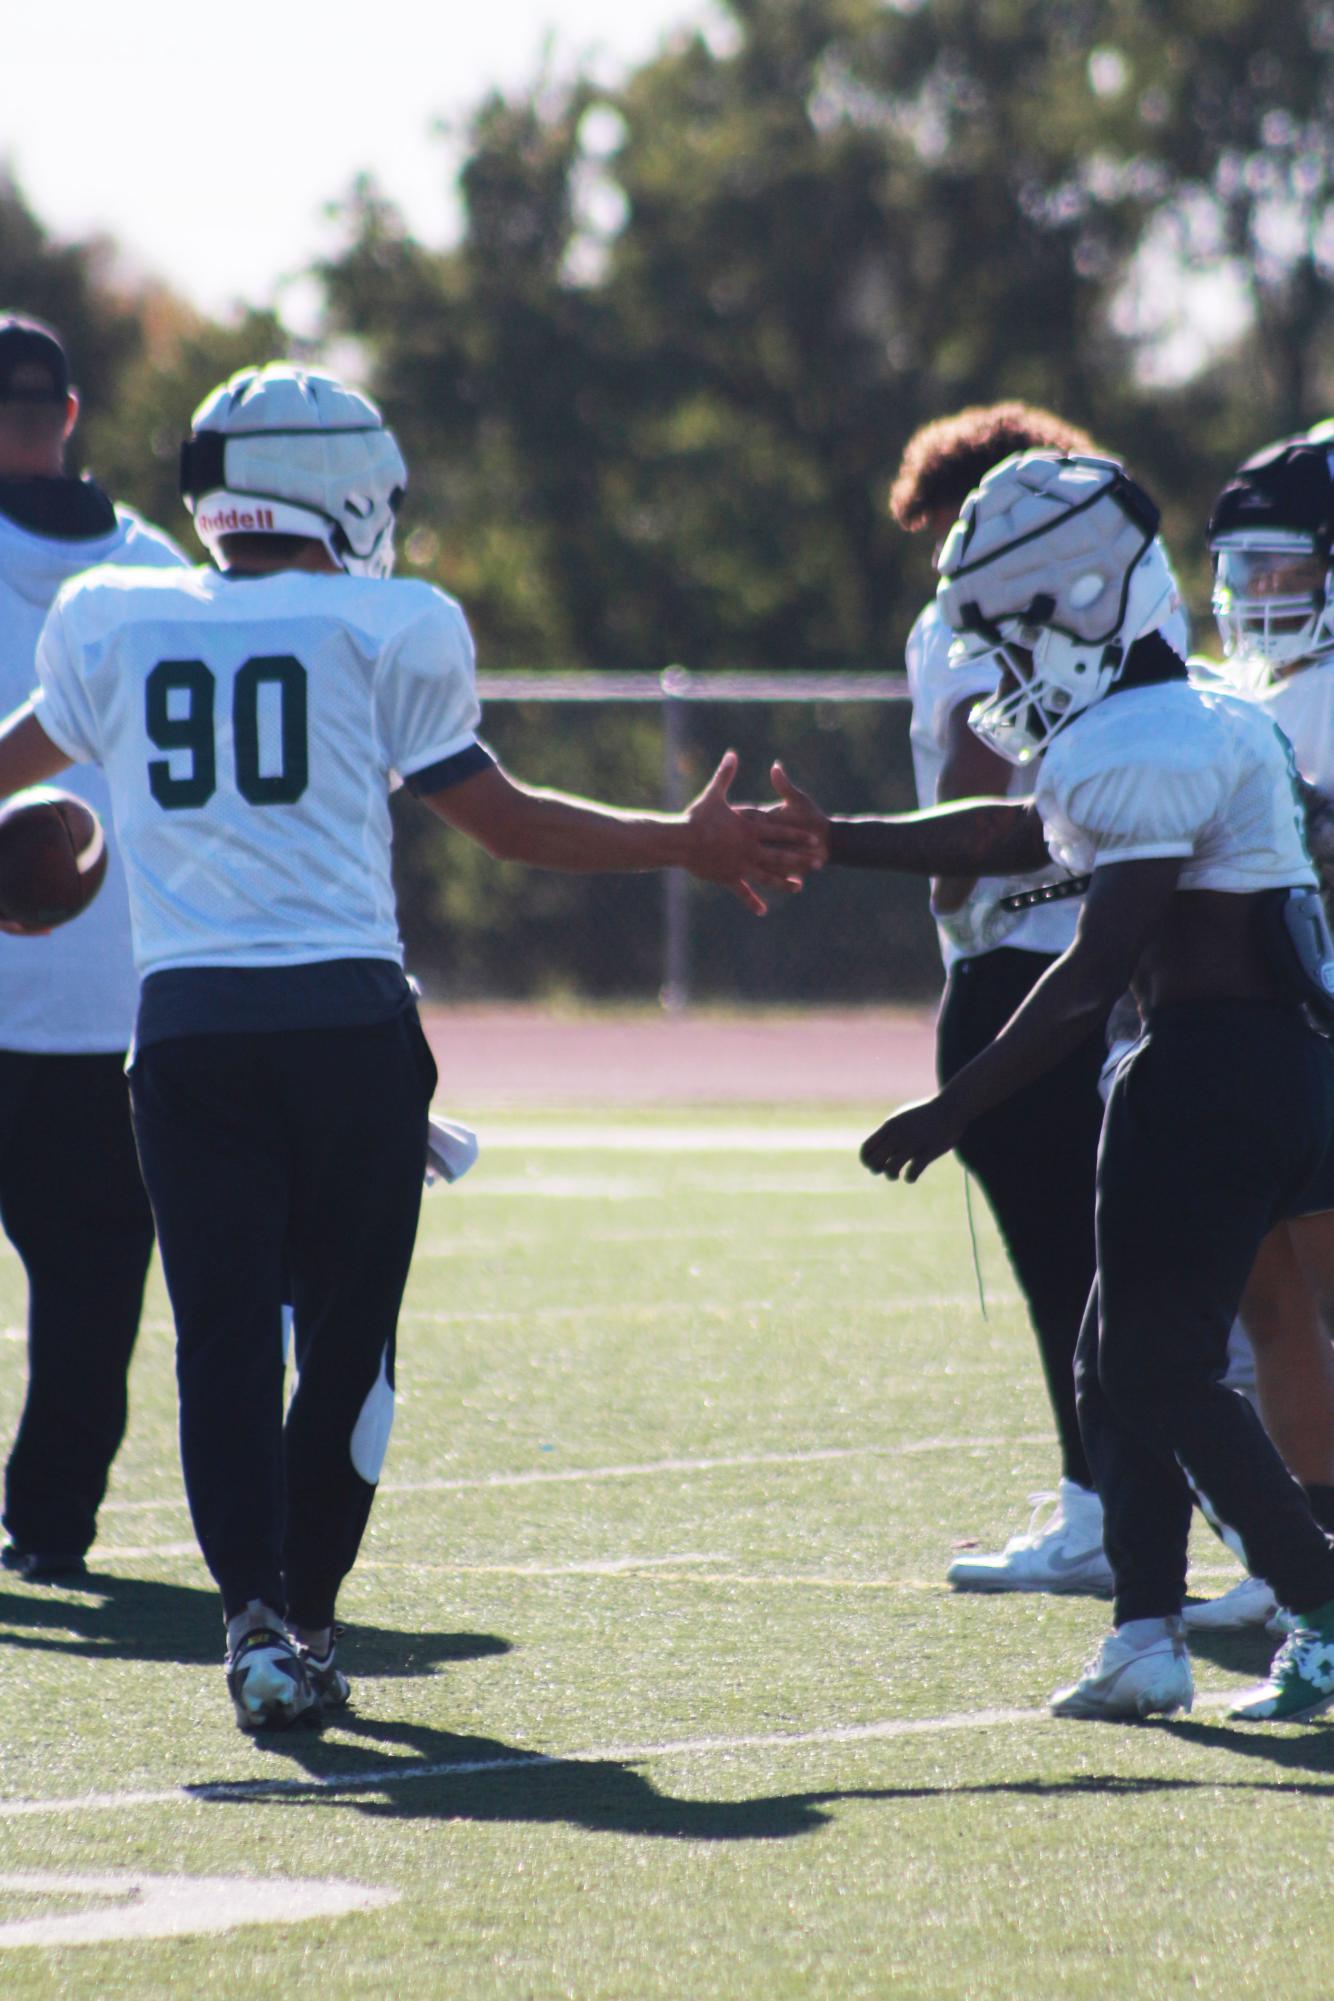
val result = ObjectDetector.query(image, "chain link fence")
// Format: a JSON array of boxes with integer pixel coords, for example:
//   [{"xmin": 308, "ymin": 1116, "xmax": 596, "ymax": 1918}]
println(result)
[{"xmin": 393, "ymin": 670, "xmax": 943, "ymax": 1008}]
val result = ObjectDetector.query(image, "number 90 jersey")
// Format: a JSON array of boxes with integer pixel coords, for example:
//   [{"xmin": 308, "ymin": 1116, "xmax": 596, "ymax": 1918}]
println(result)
[{"xmin": 33, "ymin": 565, "xmax": 483, "ymax": 978}]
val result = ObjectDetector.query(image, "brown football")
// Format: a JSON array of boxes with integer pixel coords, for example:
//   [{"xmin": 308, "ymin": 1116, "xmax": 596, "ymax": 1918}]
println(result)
[{"xmin": 0, "ymin": 789, "xmax": 108, "ymax": 932}]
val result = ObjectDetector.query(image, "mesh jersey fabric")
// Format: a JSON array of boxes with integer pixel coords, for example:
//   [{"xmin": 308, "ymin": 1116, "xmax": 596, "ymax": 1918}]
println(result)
[
  {"xmin": 1258, "ymin": 659, "xmax": 1334, "ymax": 794},
  {"xmin": 34, "ymin": 565, "xmax": 482, "ymax": 977},
  {"xmin": 1035, "ymin": 680, "xmax": 1317, "ymax": 891}
]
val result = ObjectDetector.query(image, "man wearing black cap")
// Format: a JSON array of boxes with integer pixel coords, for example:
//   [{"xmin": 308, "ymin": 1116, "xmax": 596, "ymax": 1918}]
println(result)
[{"xmin": 0, "ymin": 312, "xmax": 187, "ymax": 1582}]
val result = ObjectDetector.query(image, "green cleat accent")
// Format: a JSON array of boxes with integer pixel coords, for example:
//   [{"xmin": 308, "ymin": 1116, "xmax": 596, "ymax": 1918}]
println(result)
[{"xmin": 1230, "ymin": 1604, "xmax": 1334, "ymax": 1722}]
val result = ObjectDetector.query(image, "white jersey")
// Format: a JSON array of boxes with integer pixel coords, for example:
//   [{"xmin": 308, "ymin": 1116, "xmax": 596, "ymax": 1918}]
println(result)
[
  {"xmin": 0, "ymin": 498, "xmax": 187, "ymax": 1051},
  {"xmin": 34, "ymin": 566, "xmax": 482, "ymax": 979},
  {"xmin": 906, "ymin": 601, "xmax": 1083, "ymax": 967},
  {"xmin": 1036, "ymin": 679, "xmax": 1316, "ymax": 892},
  {"xmin": 1253, "ymin": 658, "xmax": 1334, "ymax": 794}
]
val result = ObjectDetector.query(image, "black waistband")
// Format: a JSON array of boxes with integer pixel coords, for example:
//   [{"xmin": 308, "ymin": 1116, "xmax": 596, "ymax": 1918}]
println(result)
[{"xmin": 136, "ymin": 958, "xmax": 413, "ymax": 1050}]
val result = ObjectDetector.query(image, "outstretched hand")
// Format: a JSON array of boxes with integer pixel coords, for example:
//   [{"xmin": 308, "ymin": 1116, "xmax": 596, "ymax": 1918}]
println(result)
[
  {"xmin": 860, "ymin": 1095, "xmax": 959, "ymax": 1185},
  {"xmin": 685, "ymin": 751, "xmax": 823, "ymax": 915},
  {"xmin": 762, "ymin": 761, "xmax": 832, "ymax": 864}
]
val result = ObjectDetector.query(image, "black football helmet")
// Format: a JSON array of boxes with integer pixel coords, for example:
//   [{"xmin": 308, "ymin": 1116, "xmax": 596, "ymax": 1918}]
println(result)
[{"xmin": 1208, "ymin": 437, "xmax": 1334, "ymax": 676}]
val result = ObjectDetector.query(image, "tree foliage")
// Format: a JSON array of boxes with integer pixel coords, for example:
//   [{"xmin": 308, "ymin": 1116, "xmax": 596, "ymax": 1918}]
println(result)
[
  {"xmin": 6, "ymin": 1, "xmax": 1334, "ymax": 996},
  {"xmin": 309, "ymin": 0, "xmax": 1334, "ymax": 689}
]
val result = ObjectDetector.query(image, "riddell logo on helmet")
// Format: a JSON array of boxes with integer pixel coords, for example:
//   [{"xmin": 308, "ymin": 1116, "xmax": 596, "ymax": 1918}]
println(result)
[{"xmin": 197, "ymin": 505, "xmax": 277, "ymax": 534}]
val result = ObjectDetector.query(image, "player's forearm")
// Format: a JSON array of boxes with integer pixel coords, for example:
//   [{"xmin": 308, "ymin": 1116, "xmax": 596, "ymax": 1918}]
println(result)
[
  {"xmin": 826, "ymin": 799, "xmax": 1048, "ymax": 876},
  {"xmin": 937, "ymin": 948, "xmax": 1117, "ymax": 1129},
  {"xmin": 476, "ymin": 786, "xmax": 692, "ymax": 873}
]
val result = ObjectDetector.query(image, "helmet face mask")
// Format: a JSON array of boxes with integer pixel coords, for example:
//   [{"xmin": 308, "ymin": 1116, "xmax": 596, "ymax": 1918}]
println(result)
[
  {"xmin": 1208, "ymin": 437, "xmax": 1334, "ymax": 681},
  {"xmin": 951, "ymin": 624, "xmax": 1124, "ymax": 765},
  {"xmin": 1210, "ymin": 529, "xmax": 1333, "ymax": 680},
  {"xmin": 936, "ymin": 451, "xmax": 1178, "ymax": 766},
  {"xmin": 180, "ymin": 364, "xmax": 407, "ymax": 578}
]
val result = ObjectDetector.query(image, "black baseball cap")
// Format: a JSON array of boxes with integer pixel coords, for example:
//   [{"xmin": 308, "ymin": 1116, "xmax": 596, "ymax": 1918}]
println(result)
[{"xmin": 0, "ymin": 314, "xmax": 71, "ymax": 404}]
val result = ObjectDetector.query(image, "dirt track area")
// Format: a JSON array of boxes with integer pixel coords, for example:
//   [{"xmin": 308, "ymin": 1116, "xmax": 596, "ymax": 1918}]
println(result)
[{"xmin": 421, "ymin": 1005, "xmax": 938, "ymax": 1108}]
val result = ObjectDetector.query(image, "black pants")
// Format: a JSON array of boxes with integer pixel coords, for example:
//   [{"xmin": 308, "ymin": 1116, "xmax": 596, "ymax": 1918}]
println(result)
[
  {"xmin": 0, "ymin": 1050, "xmax": 154, "ymax": 1558},
  {"xmin": 129, "ymin": 1012, "xmax": 436, "ymax": 1627},
  {"xmin": 1076, "ymin": 1000, "xmax": 1334, "ymax": 1624},
  {"xmin": 937, "ymin": 949, "xmax": 1105, "ymax": 1490}
]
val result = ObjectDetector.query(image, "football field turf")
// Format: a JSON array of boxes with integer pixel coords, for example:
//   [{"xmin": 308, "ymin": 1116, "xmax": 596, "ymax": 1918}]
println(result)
[{"xmin": 2, "ymin": 1104, "xmax": 1333, "ymax": 1998}]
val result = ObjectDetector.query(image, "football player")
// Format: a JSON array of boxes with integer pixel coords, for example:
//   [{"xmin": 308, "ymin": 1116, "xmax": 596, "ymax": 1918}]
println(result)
[
  {"xmin": 1173, "ymin": 433, "xmax": 1334, "ymax": 1633},
  {"xmin": 0, "ymin": 362, "xmax": 817, "ymax": 1733},
  {"xmin": 894, "ymin": 404, "xmax": 1117, "ymax": 1597},
  {"xmin": 0, "ymin": 313, "xmax": 187, "ymax": 1584},
  {"xmin": 765, "ymin": 450, "xmax": 1334, "ymax": 1722}
]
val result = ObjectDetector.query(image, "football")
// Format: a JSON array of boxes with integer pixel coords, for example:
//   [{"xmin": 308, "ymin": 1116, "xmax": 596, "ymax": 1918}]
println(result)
[{"xmin": 0, "ymin": 787, "xmax": 108, "ymax": 932}]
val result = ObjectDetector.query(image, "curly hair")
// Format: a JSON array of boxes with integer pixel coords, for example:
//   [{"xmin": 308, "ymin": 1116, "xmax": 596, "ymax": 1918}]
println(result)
[{"xmin": 889, "ymin": 402, "xmax": 1100, "ymax": 532}]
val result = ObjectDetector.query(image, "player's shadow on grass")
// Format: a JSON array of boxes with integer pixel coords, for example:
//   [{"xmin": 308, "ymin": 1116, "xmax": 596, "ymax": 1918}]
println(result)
[
  {"xmin": 1174, "ymin": 1623, "xmax": 1277, "ymax": 1679},
  {"xmin": 195, "ymin": 1711, "xmax": 835, "ymax": 1842},
  {"xmin": 194, "ymin": 1708, "xmax": 1334, "ymax": 1840},
  {"xmin": 1159, "ymin": 1715, "xmax": 1334, "ymax": 1773},
  {"xmin": 0, "ymin": 1574, "xmax": 508, "ymax": 1675}
]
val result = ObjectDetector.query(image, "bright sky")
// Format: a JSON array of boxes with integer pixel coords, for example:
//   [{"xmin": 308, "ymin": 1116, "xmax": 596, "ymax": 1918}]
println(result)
[{"xmin": 3, "ymin": 0, "xmax": 719, "ymax": 328}]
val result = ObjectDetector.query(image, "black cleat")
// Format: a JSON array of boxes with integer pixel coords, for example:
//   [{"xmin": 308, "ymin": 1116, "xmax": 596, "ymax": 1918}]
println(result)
[
  {"xmin": 225, "ymin": 1627, "xmax": 318, "ymax": 1732},
  {"xmin": 1, "ymin": 1543, "xmax": 88, "ymax": 1584},
  {"xmin": 297, "ymin": 1641, "xmax": 352, "ymax": 1718}
]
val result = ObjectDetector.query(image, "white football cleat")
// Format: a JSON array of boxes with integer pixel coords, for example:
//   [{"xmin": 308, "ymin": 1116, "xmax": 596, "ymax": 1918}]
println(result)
[
  {"xmin": 1051, "ymin": 1620, "xmax": 1194, "ymax": 1721},
  {"xmin": 947, "ymin": 1479, "xmax": 1114, "ymax": 1594},
  {"xmin": 1183, "ymin": 1574, "xmax": 1278, "ymax": 1631}
]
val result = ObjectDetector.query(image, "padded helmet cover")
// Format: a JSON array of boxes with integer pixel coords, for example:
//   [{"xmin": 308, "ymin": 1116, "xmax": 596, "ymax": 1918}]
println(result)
[
  {"xmin": 181, "ymin": 363, "xmax": 407, "ymax": 577},
  {"xmin": 937, "ymin": 451, "xmax": 1162, "ymax": 645}
]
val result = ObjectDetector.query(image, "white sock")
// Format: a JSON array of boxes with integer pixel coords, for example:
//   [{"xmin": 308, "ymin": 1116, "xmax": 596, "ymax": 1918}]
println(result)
[{"xmin": 1116, "ymin": 1616, "xmax": 1178, "ymax": 1649}]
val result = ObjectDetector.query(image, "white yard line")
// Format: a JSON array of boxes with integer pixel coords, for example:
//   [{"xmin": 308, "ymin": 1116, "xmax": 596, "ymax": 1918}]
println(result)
[
  {"xmin": 454, "ymin": 1179, "xmax": 867, "ymax": 1199},
  {"xmin": 354, "ymin": 1435, "xmax": 1052, "ymax": 1496},
  {"xmin": 411, "ymin": 1221, "xmax": 957, "ymax": 1253},
  {"xmin": 398, "ymin": 1294, "xmax": 1010, "ymax": 1325},
  {"xmin": 472, "ymin": 1124, "xmax": 865, "ymax": 1152},
  {"xmin": 0, "ymin": 1873, "xmax": 397, "ymax": 1948},
  {"xmin": 95, "ymin": 1434, "xmax": 1054, "ymax": 1517},
  {"xmin": 0, "ymin": 1697, "xmax": 1242, "ymax": 1826},
  {"xmin": 355, "ymin": 1561, "xmax": 937, "ymax": 1589}
]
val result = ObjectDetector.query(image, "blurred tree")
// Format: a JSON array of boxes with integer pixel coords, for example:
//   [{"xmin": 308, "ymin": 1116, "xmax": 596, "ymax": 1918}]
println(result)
[
  {"xmin": 0, "ymin": 168, "xmax": 291, "ymax": 538},
  {"xmin": 318, "ymin": 0, "xmax": 1334, "ymax": 682},
  {"xmin": 0, "ymin": 170, "xmax": 143, "ymax": 451},
  {"xmin": 314, "ymin": 1, "xmax": 1179, "ymax": 677},
  {"xmin": 84, "ymin": 299, "xmax": 290, "ymax": 540},
  {"xmin": 12, "ymin": 0, "xmax": 1334, "ymax": 1001}
]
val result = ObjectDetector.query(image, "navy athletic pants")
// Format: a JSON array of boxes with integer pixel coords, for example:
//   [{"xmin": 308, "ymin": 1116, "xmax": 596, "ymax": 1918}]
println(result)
[
  {"xmin": 129, "ymin": 1011, "xmax": 436, "ymax": 1627},
  {"xmin": 1076, "ymin": 998, "xmax": 1334, "ymax": 1624},
  {"xmin": 937, "ymin": 948, "xmax": 1105, "ymax": 1491},
  {"xmin": 0, "ymin": 1050, "xmax": 154, "ymax": 1558}
]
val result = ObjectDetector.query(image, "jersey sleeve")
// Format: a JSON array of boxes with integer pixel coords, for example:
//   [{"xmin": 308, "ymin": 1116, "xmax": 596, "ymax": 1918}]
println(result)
[
  {"xmin": 374, "ymin": 589, "xmax": 486, "ymax": 790},
  {"xmin": 30, "ymin": 593, "xmax": 100, "ymax": 763},
  {"xmin": 1057, "ymin": 755, "xmax": 1229, "ymax": 866}
]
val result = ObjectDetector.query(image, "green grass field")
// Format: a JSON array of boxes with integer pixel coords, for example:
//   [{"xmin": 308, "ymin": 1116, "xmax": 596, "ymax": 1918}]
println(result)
[{"xmin": 2, "ymin": 1105, "xmax": 1332, "ymax": 1999}]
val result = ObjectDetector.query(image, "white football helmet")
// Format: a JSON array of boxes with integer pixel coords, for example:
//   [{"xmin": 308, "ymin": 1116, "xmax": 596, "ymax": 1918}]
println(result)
[
  {"xmin": 936, "ymin": 451, "xmax": 1179, "ymax": 764},
  {"xmin": 1208, "ymin": 437, "xmax": 1334, "ymax": 681},
  {"xmin": 180, "ymin": 364, "xmax": 407, "ymax": 577}
]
